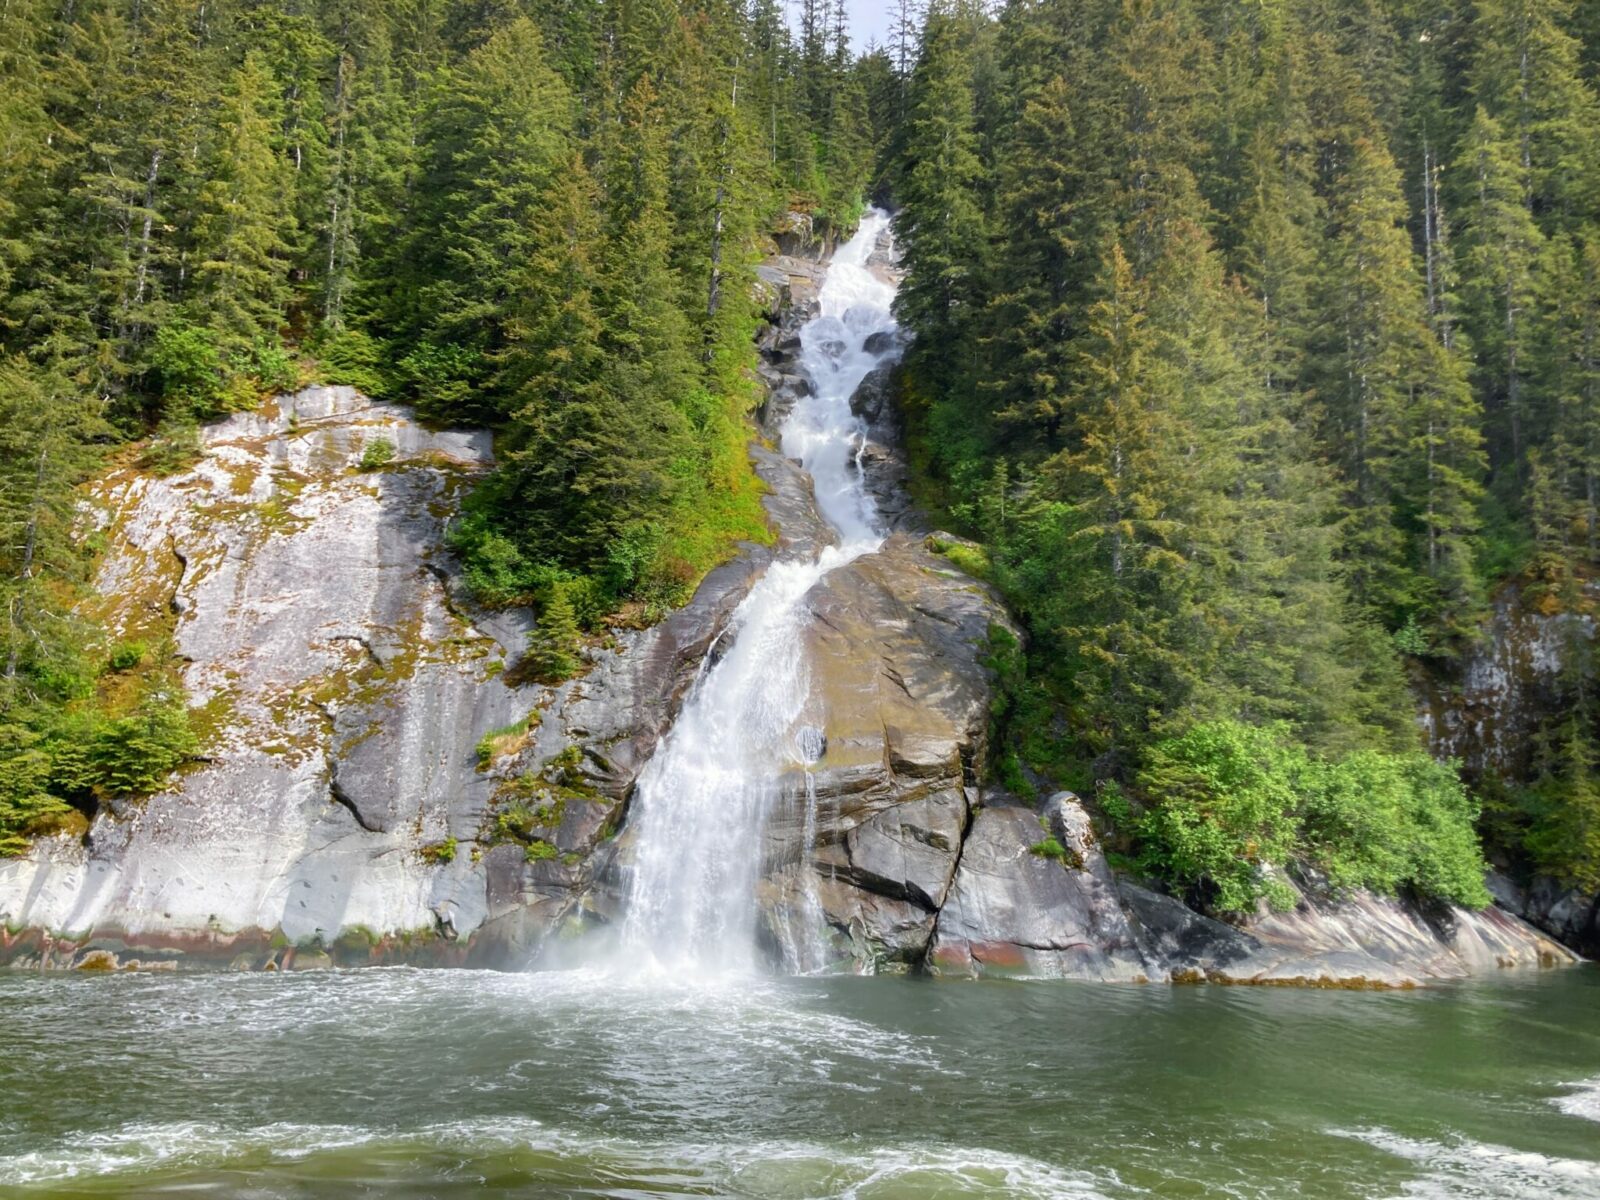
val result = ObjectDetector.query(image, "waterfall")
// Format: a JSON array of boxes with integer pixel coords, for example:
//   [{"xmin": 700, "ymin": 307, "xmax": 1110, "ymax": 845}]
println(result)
[{"xmin": 619, "ymin": 210, "xmax": 902, "ymax": 974}]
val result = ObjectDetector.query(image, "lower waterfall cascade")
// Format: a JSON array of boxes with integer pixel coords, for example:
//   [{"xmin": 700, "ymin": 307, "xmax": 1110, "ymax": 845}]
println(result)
[{"xmin": 618, "ymin": 209, "xmax": 903, "ymax": 974}]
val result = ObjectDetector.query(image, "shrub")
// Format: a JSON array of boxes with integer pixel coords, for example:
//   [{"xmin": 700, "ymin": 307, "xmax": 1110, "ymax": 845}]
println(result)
[
  {"xmin": 106, "ymin": 641, "xmax": 148, "ymax": 673},
  {"xmin": 397, "ymin": 341, "xmax": 485, "ymax": 421},
  {"xmin": 1130, "ymin": 720, "xmax": 1490, "ymax": 914},
  {"xmin": 251, "ymin": 340, "xmax": 298, "ymax": 394},
  {"xmin": 0, "ymin": 725, "xmax": 77, "ymax": 857},
  {"xmin": 1135, "ymin": 721, "xmax": 1305, "ymax": 913},
  {"xmin": 315, "ymin": 328, "xmax": 391, "ymax": 398},
  {"xmin": 49, "ymin": 687, "xmax": 198, "ymax": 802},
  {"xmin": 359, "ymin": 436, "xmax": 396, "ymax": 471},
  {"xmin": 521, "ymin": 587, "xmax": 582, "ymax": 684},
  {"xmin": 419, "ymin": 837, "xmax": 457, "ymax": 864},
  {"xmin": 524, "ymin": 839, "xmax": 557, "ymax": 863},
  {"xmin": 149, "ymin": 319, "xmax": 223, "ymax": 416}
]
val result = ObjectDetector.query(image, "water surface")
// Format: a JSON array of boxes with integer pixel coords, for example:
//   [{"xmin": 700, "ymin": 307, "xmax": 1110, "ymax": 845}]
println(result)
[{"xmin": 2, "ymin": 967, "xmax": 1598, "ymax": 1197}]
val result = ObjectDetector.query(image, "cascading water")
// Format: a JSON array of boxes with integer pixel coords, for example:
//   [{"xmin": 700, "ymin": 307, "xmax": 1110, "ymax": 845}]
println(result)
[{"xmin": 619, "ymin": 209, "xmax": 902, "ymax": 973}]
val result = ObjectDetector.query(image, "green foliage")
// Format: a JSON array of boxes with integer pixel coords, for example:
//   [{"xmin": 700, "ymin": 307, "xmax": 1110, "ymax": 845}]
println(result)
[
  {"xmin": 149, "ymin": 322, "xmax": 225, "ymax": 417},
  {"xmin": 315, "ymin": 330, "xmax": 391, "ymax": 399},
  {"xmin": 0, "ymin": 724, "xmax": 78, "ymax": 857},
  {"xmin": 419, "ymin": 837, "xmax": 457, "ymax": 865},
  {"xmin": 106, "ymin": 642, "xmax": 147, "ymax": 673},
  {"xmin": 1129, "ymin": 721, "xmax": 1489, "ymax": 914},
  {"xmin": 524, "ymin": 839, "xmax": 558, "ymax": 863},
  {"xmin": 1029, "ymin": 836, "xmax": 1069, "ymax": 862},
  {"xmin": 521, "ymin": 587, "xmax": 582, "ymax": 685},
  {"xmin": 358, "ymin": 437, "xmax": 395, "ymax": 471}
]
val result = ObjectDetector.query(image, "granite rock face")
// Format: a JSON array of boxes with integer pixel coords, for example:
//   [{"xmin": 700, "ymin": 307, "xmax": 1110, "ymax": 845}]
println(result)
[
  {"xmin": 925, "ymin": 794, "xmax": 1575, "ymax": 985},
  {"xmin": 0, "ymin": 387, "xmax": 520, "ymax": 967}
]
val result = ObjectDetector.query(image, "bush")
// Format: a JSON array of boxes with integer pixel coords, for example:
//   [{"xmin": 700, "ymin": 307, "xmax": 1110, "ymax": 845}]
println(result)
[
  {"xmin": 1130, "ymin": 720, "xmax": 1490, "ymax": 914},
  {"xmin": 419, "ymin": 837, "xmax": 457, "ymax": 864},
  {"xmin": 316, "ymin": 328, "xmax": 391, "ymax": 398},
  {"xmin": 521, "ymin": 587, "xmax": 582, "ymax": 684},
  {"xmin": 50, "ymin": 687, "xmax": 197, "ymax": 802},
  {"xmin": 397, "ymin": 341, "xmax": 485, "ymax": 421},
  {"xmin": 1135, "ymin": 722, "xmax": 1305, "ymax": 913},
  {"xmin": 106, "ymin": 641, "xmax": 148, "ymax": 673},
  {"xmin": 251, "ymin": 340, "xmax": 298, "ymax": 394},
  {"xmin": 359, "ymin": 436, "xmax": 396, "ymax": 471},
  {"xmin": 0, "ymin": 724, "xmax": 77, "ymax": 857},
  {"xmin": 149, "ymin": 320, "xmax": 223, "ymax": 416}
]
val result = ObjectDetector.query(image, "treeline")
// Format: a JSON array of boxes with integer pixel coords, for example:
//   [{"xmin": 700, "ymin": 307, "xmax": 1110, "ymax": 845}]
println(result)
[
  {"xmin": 0, "ymin": 0, "xmax": 888, "ymax": 849},
  {"xmin": 888, "ymin": 0, "xmax": 1600, "ymax": 906}
]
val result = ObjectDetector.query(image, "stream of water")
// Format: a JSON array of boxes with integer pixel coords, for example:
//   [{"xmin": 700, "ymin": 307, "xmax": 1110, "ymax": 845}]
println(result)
[{"xmin": 620, "ymin": 211, "xmax": 900, "ymax": 974}]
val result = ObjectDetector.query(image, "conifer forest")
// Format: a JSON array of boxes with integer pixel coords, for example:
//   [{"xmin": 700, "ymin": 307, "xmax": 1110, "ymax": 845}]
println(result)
[{"xmin": 4, "ymin": 0, "xmax": 1600, "ymax": 922}]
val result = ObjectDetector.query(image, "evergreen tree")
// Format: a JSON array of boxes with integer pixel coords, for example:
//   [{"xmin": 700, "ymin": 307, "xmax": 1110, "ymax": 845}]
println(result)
[
  {"xmin": 893, "ymin": 1, "xmax": 986, "ymax": 380},
  {"xmin": 191, "ymin": 51, "xmax": 296, "ymax": 373}
]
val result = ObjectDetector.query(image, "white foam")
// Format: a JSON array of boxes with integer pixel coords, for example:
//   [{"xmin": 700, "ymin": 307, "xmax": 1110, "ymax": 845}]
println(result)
[
  {"xmin": 1332, "ymin": 1125, "xmax": 1600, "ymax": 1198},
  {"xmin": 0, "ymin": 1117, "xmax": 1114, "ymax": 1198},
  {"xmin": 1553, "ymin": 1077, "xmax": 1600, "ymax": 1124}
]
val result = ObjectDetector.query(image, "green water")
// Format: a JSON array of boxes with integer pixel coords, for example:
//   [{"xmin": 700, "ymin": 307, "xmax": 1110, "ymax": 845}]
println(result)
[{"xmin": 1, "ymin": 966, "xmax": 1598, "ymax": 1198}]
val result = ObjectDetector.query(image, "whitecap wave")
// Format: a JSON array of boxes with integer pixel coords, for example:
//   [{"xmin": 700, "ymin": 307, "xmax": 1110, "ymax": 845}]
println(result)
[
  {"xmin": 1332, "ymin": 1125, "xmax": 1600, "ymax": 1198},
  {"xmin": 1552, "ymin": 1077, "xmax": 1600, "ymax": 1124}
]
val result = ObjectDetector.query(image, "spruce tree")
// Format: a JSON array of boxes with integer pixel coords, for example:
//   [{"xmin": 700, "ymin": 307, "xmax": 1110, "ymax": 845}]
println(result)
[{"xmin": 192, "ymin": 51, "xmax": 296, "ymax": 374}]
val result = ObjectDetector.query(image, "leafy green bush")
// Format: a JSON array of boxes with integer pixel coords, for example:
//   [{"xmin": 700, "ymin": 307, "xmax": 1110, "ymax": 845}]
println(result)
[
  {"xmin": 251, "ymin": 340, "xmax": 298, "ymax": 394},
  {"xmin": 106, "ymin": 641, "xmax": 148, "ymax": 673},
  {"xmin": 1302, "ymin": 751, "xmax": 1490, "ymax": 907},
  {"xmin": 419, "ymin": 836, "xmax": 457, "ymax": 864},
  {"xmin": 315, "ymin": 329, "xmax": 391, "ymax": 398},
  {"xmin": 521, "ymin": 587, "xmax": 582, "ymax": 684},
  {"xmin": 0, "ymin": 724, "xmax": 78, "ymax": 857},
  {"xmin": 1135, "ymin": 721, "xmax": 1305, "ymax": 912},
  {"xmin": 149, "ymin": 320, "xmax": 223, "ymax": 416},
  {"xmin": 397, "ymin": 341, "xmax": 485, "ymax": 421},
  {"xmin": 359, "ymin": 436, "xmax": 396, "ymax": 471},
  {"xmin": 1128, "ymin": 720, "xmax": 1490, "ymax": 914}
]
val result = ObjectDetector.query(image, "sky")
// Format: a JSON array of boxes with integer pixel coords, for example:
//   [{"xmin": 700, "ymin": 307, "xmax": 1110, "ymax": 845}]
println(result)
[
  {"xmin": 844, "ymin": 1, "xmax": 896, "ymax": 52},
  {"xmin": 786, "ymin": 1, "xmax": 898, "ymax": 55}
]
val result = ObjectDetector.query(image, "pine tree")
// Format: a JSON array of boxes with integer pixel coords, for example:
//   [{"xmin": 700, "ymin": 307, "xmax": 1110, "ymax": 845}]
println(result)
[
  {"xmin": 1310, "ymin": 136, "xmax": 1430, "ymax": 623},
  {"xmin": 0, "ymin": 359, "xmax": 105, "ymax": 716},
  {"xmin": 893, "ymin": 1, "xmax": 986, "ymax": 380},
  {"xmin": 402, "ymin": 15, "xmax": 572, "ymax": 401},
  {"xmin": 523, "ymin": 586, "xmax": 583, "ymax": 684},
  {"xmin": 495, "ymin": 157, "xmax": 680, "ymax": 574},
  {"xmin": 1456, "ymin": 107, "xmax": 1545, "ymax": 480},
  {"xmin": 192, "ymin": 51, "xmax": 296, "ymax": 371},
  {"xmin": 1037, "ymin": 239, "xmax": 1196, "ymax": 756}
]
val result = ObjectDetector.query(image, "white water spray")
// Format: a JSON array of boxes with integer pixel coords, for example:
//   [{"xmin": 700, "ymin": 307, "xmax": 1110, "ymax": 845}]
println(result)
[{"xmin": 619, "ymin": 210, "xmax": 902, "ymax": 973}]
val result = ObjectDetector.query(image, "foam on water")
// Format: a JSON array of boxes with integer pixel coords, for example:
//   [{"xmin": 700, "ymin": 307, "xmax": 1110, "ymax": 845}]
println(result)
[
  {"xmin": 1552, "ymin": 1076, "xmax": 1600, "ymax": 1123},
  {"xmin": 0, "ymin": 1116, "xmax": 1114, "ymax": 1199},
  {"xmin": 1332, "ymin": 1126, "xmax": 1600, "ymax": 1198},
  {"xmin": 620, "ymin": 211, "xmax": 902, "ymax": 975}
]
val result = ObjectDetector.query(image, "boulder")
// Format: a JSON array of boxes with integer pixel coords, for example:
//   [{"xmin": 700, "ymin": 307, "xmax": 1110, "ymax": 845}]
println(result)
[{"xmin": 927, "ymin": 795, "xmax": 1149, "ymax": 980}]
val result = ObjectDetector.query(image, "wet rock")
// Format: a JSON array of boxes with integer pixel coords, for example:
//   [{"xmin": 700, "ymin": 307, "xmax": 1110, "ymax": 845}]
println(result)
[
  {"xmin": 737, "ymin": 532, "xmax": 1016, "ymax": 971},
  {"xmin": 927, "ymin": 796, "xmax": 1149, "ymax": 980}
]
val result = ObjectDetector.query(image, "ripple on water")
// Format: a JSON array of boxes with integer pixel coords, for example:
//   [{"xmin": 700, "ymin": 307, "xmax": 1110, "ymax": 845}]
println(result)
[{"xmin": 0, "ymin": 1118, "xmax": 1119, "ymax": 1199}]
